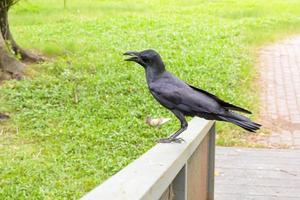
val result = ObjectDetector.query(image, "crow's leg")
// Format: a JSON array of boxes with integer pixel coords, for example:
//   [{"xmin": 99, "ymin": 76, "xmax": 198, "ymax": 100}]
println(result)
[
  {"xmin": 158, "ymin": 110, "xmax": 188, "ymax": 143},
  {"xmin": 169, "ymin": 110, "xmax": 188, "ymax": 138}
]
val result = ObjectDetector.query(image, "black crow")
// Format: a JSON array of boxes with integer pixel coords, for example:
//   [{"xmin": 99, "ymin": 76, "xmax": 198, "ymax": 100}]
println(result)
[{"xmin": 124, "ymin": 49, "xmax": 261, "ymax": 143}]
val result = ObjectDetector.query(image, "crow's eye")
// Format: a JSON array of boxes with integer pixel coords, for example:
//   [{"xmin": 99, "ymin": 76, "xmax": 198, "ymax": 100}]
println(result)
[{"xmin": 141, "ymin": 56, "xmax": 149, "ymax": 62}]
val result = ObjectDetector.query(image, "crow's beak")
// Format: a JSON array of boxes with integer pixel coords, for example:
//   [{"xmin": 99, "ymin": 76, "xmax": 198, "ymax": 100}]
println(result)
[{"xmin": 123, "ymin": 51, "xmax": 140, "ymax": 62}]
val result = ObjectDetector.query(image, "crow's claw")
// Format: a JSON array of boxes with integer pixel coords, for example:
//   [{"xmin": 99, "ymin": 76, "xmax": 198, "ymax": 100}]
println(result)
[{"xmin": 157, "ymin": 137, "xmax": 185, "ymax": 143}]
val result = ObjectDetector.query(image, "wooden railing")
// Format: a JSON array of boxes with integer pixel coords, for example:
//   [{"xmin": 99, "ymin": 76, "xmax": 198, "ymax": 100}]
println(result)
[{"xmin": 82, "ymin": 118, "xmax": 215, "ymax": 200}]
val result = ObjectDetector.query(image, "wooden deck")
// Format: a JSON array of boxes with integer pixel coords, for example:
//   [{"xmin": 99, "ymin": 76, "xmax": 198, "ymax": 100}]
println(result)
[{"xmin": 215, "ymin": 147, "xmax": 300, "ymax": 200}]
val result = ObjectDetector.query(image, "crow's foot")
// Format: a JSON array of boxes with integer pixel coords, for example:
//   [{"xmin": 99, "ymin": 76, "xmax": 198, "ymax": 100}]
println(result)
[{"xmin": 157, "ymin": 137, "xmax": 185, "ymax": 143}]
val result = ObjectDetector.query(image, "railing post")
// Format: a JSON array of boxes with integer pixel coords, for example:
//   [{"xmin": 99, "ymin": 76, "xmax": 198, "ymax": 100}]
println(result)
[
  {"xmin": 186, "ymin": 132, "xmax": 209, "ymax": 200},
  {"xmin": 207, "ymin": 122, "xmax": 215, "ymax": 200},
  {"xmin": 172, "ymin": 165, "xmax": 187, "ymax": 200}
]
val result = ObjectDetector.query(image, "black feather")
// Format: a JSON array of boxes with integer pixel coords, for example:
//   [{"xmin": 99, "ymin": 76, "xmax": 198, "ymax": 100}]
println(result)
[
  {"xmin": 188, "ymin": 84, "xmax": 252, "ymax": 114},
  {"xmin": 218, "ymin": 111, "xmax": 261, "ymax": 132}
]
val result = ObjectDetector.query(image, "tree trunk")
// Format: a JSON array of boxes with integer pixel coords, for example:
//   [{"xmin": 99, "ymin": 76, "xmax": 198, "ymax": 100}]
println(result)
[
  {"xmin": 0, "ymin": 4, "xmax": 23, "ymax": 80},
  {"xmin": 0, "ymin": 6, "xmax": 43, "ymax": 62},
  {"xmin": 0, "ymin": 28, "xmax": 24, "ymax": 80},
  {"xmin": 0, "ymin": 1, "xmax": 44, "ymax": 81}
]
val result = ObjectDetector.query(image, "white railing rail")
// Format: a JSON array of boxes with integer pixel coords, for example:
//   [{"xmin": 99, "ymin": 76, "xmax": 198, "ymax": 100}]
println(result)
[{"xmin": 82, "ymin": 118, "xmax": 215, "ymax": 200}]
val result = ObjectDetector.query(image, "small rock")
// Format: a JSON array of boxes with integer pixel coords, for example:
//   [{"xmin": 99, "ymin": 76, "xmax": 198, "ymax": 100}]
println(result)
[
  {"xmin": 0, "ymin": 113, "xmax": 10, "ymax": 120},
  {"xmin": 146, "ymin": 116, "xmax": 171, "ymax": 127}
]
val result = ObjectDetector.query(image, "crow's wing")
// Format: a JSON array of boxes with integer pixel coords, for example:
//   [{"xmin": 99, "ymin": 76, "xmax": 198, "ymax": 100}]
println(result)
[
  {"xmin": 149, "ymin": 82, "xmax": 221, "ymax": 115},
  {"xmin": 188, "ymin": 84, "xmax": 251, "ymax": 114}
]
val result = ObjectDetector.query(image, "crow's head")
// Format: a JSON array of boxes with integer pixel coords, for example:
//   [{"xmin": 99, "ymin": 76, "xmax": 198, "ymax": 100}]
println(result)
[{"xmin": 124, "ymin": 49, "xmax": 165, "ymax": 70}]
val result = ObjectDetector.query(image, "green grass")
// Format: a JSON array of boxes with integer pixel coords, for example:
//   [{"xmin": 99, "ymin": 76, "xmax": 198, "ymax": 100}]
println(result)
[{"xmin": 1, "ymin": 0, "xmax": 300, "ymax": 199}]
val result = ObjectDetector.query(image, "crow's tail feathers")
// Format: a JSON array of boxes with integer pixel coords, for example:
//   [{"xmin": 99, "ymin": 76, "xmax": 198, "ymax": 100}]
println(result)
[
  {"xmin": 219, "ymin": 111, "xmax": 261, "ymax": 132},
  {"xmin": 224, "ymin": 117, "xmax": 261, "ymax": 132}
]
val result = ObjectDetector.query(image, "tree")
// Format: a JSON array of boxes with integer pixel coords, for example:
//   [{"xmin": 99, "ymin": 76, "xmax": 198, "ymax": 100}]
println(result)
[{"xmin": 0, "ymin": 0, "xmax": 43, "ymax": 80}]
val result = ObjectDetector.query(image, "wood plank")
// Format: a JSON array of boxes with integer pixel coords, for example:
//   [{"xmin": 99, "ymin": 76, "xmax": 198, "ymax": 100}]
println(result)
[
  {"xmin": 187, "ymin": 135, "xmax": 209, "ymax": 200},
  {"xmin": 215, "ymin": 147, "xmax": 300, "ymax": 200},
  {"xmin": 215, "ymin": 193, "xmax": 300, "ymax": 200},
  {"xmin": 207, "ymin": 126, "xmax": 215, "ymax": 200}
]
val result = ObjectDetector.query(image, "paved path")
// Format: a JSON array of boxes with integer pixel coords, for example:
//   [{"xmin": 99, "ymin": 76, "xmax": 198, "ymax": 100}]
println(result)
[
  {"xmin": 215, "ymin": 37, "xmax": 300, "ymax": 200},
  {"xmin": 252, "ymin": 37, "xmax": 300, "ymax": 148},
  {"xmin": 215, "ymin": 147, "xmax": 300, "ymax": 200}
]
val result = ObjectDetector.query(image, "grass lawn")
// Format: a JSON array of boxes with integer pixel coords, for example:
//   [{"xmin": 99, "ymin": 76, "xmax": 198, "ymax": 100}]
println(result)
[{"xmin": 1, "ymin": 0, "xmax": 300, "ymax": 199}]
